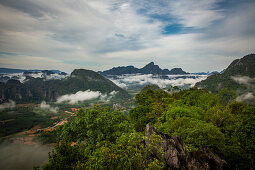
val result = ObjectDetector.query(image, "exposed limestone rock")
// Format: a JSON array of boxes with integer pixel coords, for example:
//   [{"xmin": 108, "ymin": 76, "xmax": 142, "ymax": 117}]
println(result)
[{"xmin": 145, "ymin": 124, "xmax": 229, "ymax": 170}]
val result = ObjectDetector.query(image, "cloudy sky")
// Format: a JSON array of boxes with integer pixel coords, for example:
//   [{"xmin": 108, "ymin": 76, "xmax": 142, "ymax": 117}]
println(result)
[{"xmin": 0, "ymin": 0, "xmax": 254, "ymax": 73}]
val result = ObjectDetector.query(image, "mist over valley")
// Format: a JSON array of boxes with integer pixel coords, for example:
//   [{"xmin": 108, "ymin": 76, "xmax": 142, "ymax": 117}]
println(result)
[{"xmin": 0, "ymin": 0, "xmax": 255, "ymax": 169}]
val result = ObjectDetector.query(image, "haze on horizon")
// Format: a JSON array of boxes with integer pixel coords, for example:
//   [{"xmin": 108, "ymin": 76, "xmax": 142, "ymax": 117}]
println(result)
[{"xmin": 0, "ymin": 0, "xmax": 255, "ymax": 73}]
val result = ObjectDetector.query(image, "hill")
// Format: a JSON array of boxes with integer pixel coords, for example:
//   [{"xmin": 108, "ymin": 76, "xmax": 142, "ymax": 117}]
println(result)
[
  {"xmin": 99, "ymin": 62, "xmax": 189, "ymax": 75},
  {"xmin": 196, "ymin": 54, "xmax": 255, "ymax": 103},
  {"xmin": 0, "ymin": 69, "xmax": 130, "ymax": 103}
]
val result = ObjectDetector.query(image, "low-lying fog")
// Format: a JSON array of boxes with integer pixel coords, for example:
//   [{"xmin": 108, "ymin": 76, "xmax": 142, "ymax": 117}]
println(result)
[{"xmin": 107, "ymin": 74, "xmax": 208, "ymax": 90}]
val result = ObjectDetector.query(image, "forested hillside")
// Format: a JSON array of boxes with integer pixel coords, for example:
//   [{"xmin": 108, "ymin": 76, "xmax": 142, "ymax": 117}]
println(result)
[
  {"xmin": 41, "ymin": 87, "xmax": 255, "ymax": 170},
  {"xmin": 0, "ymin": 69, "xmax": 130, "ymax": 103},
  {"xmin": 196, "ymin": 54, "xmax": 255, "ymax": 103}
]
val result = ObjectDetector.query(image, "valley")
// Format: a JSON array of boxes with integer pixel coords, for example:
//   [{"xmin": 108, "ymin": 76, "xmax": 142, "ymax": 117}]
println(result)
[
  {"xmin": 1, "ymin": 0, "xmax": 255, "ymax": 169},
  {"xmin": 0, "ymin": 54, "xmax": 254, "ymax": 169}
]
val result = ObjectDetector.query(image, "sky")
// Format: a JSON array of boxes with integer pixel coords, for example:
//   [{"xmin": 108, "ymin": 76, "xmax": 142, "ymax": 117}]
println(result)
[{"xmin": 0, "ymin": 0, "xmax": 254, "ymax": 73}]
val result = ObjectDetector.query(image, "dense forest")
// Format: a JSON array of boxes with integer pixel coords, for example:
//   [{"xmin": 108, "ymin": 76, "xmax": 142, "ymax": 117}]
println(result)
[
  {"xmin": 41, "ymin": 87, "xmax": 255, "ymax": 169},
  {"xmin": 196, "ymin": 54, "xmax": 255, "ymax": 103}
]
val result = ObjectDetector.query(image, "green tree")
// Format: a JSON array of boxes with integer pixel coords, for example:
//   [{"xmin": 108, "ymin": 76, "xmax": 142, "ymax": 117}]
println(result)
[{"xmin": 237, "ymin": 107, "xmax": 255, "ymax": 168}]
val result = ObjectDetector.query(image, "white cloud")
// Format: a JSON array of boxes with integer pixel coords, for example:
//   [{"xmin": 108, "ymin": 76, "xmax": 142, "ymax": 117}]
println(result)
[
  {"xmin": 166, "ymin": 0, "xmax": 224, "ymax": 28},
  {"xmin": 43, "ymin": 73, "xmax": 67, "ymax": 80},
  {"xmin": 0, "ymin": 0, "xmax": 254, "ymax": 73},
  {"xmin": 56, "ymin": 90, "xmax": 118, "ymax": 104},
  {"xmin": 39, "ymin": 101, "xmax": 59, "ymax": 113},
  {"xmin": 232, "ymin": 76, "xmax": 255, "ymax": 85},
  {"xmin": 109, "ymin": 74, "xmax": 207, "ymax": 89},
  {"xmin": 232, "ymin": 76, "xmax": 255, "ymax": 103},
  {"xmin": 131, "ymin": 0, "xmax": 224, "ymax": 28},
  {"xmin": 236, "ymin": 92, "xmax": 255, "ymax": 102},
  {"xmin": 232, "ymin": 76, "xmax": 255, "ymax": 90},
  {"xmin": 0, "ymin": 71, "xmax": 68, "ymax": 83},
  {"xmin": 0, "ymin": 100, "xmax": 15, "ymax": 110},
  {"xmin": 100, "ymin": 90, "xmax": 119, "ymax": 102},
  {"xmin": 110, "ymin": 79, "xmax": 128, "ymax": 89},
  {"xmin": 109, "ymin": 91, "xmax": 118, "ymax": 96},
  {"xmin": 57, "ymin": 90, "xmax": 101, "ymax": 104}
]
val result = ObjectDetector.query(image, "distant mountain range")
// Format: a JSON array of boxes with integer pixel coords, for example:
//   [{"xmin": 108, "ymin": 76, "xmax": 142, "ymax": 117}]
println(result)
[
  {"xmin": 196, "ymin": 54, "xmax": 255, "ymax": 103},
  {"xmin": 0, "ymin": 69, "xmax": 68, "ymax": 83},
  {"xmin": 0, "ymin": 68, "xmax": 64, "ymax": 74},
  {"xmin": 3, "ymin": 54, "xmax": 252, "ymax": 104},
  {"xmin": 0, "ymin": 69, "xmax": 130, "ymax": 103},
  {"xmin": 99, "ymin": 62, "xmax": 189, "ymax": 75}
]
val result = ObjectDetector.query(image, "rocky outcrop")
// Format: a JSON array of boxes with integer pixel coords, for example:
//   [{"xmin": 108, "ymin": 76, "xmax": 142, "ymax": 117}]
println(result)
[{"xmin": 145, "ymin": 124, "xmax": 229, "ymax": 170}]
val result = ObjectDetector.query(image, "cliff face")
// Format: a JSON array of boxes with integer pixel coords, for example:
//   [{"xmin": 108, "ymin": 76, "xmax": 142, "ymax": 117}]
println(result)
[
  {"xmin": 0, "ymin": 80, "xmax": 32, "ymax": 102},
  {"xmin": 145, "ymin": 124, "xmax": 229, "ymax": 170}
]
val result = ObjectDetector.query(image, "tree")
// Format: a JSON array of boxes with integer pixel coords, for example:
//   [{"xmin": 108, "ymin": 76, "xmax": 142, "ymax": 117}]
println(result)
[{"xmin": 237, "ymin": 107, "xmax": 255, "ymax": 168}]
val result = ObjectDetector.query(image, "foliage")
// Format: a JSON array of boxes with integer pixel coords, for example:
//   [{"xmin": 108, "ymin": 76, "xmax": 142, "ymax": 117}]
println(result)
[
  {"xmin": 0, "ymin": 107, "xmax": 61, "ymax": 137},
  {"xmin": 129, "ymin": 87, "xmax": 254, "ymax": 169},
  {"xmin": 38, "ymin": 130, "xmax": 58, "ymax": 144},
  {"xmin": 82, "ymin": 132, "xmax": 165, "ymax": 170},
  {"xmin": 43, "ymin": 106, "xmax": 166, "ymax": 169},
  {"xmin": 58, "ymin": 107, "xmax": 132, "ymax": 145},
  {"xmin": 218, "ymin": 88, "xmax": 236, "ymax": 105},
  {"xmin": 43, "ymin": 87, "xmax": 255, "ymax": 169},
  {"xmin": 238, "ymin": 107, "xmax": 255, "ymax": 153},
  {"xmin": 237, "ymin": 106, "xmax": 255, "ymax": 156},
  {"xmin": 129, "ymin": 88, "xmax": 171, "ymax": 132}
]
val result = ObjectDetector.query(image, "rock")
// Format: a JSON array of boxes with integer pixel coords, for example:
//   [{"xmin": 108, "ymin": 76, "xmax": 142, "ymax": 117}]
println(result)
[{"xmin": 145, "ymin": 124, "xmax": 229, "ymax": 170}]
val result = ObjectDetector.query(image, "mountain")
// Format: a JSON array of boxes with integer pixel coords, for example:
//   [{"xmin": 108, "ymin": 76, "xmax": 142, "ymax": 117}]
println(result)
[
  {"xmin": 0, "ymin": 69, "xmax": 130, "ymax": 103},
  {"xmin": 99, "ymin": 62, "xmax": 189, "ymax": 75},
  {"xmin": 209, "ymin": 71, "xmax": 220, "ymax": 75},
  {"xmin": 192, "ymin": 72, "xmax": 210, "ymax": 75},
  {"xmin": 0, "ymin": 68, "xmax": 63, "ymax": 74},
  {"xmin": 168, "ymin": 68, "xmax": 188, "ymax": 75},
  {"xmin": 195, "ymin": 54, "xmax": 255, "ymax": 102},
  {"xmin": 0, "ymin": 68, "xmax": 26, "ymax": 74},
  {"xmin": 140, "ymin": 62, "xmax": 164, "ymax": 74},
  {"xmin": 192, "ymin": 70, "xmax": 224, "ymax": 75},
  {"xmin": 98, "ymin": 66, "xmax": 140, "ymax": 75}
]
